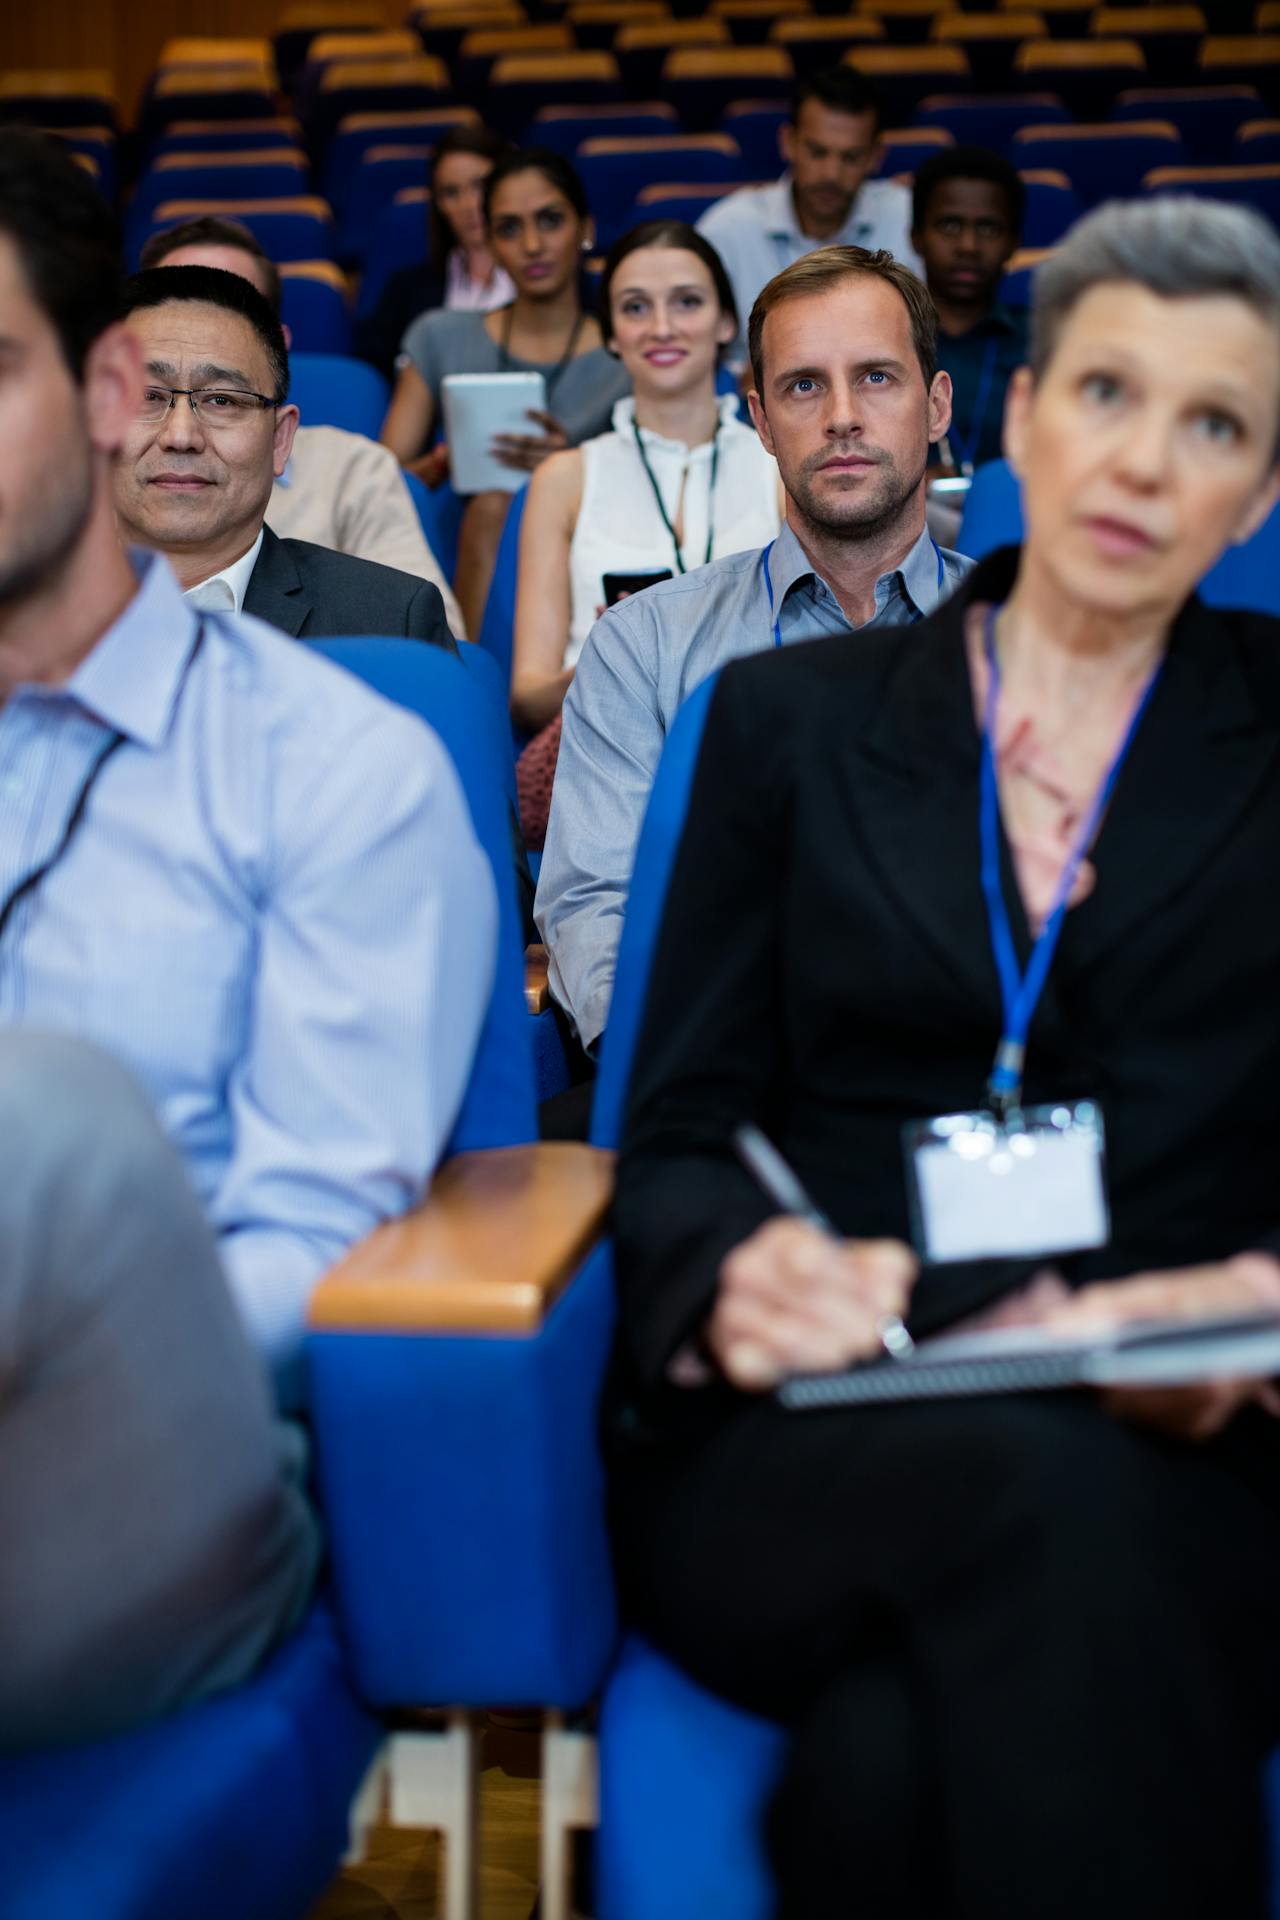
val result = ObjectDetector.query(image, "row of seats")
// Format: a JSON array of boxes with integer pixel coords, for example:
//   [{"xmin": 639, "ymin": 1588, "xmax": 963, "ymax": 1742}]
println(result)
[{"xmin": 8, "ymin": 28, "xmax": 1280, "ymax": 144}]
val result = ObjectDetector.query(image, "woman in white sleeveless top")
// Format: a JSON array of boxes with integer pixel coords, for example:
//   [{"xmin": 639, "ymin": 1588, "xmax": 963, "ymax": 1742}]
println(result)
[{"xmin": 511, "ymin": 221, "xmax": 782, "ymax": 733}]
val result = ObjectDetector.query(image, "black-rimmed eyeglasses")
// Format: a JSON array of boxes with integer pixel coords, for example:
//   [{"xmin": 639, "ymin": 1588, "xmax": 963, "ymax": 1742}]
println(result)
[{"xmin": 137, "ymin": 385, "xmax": 278, "ymax": 427}]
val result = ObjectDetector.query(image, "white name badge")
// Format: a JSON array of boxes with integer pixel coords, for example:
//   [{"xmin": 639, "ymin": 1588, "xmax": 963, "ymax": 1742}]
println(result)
[{"xmin": 903, "ymin": 1100, "xmax": 1110, "ymax": 1265}]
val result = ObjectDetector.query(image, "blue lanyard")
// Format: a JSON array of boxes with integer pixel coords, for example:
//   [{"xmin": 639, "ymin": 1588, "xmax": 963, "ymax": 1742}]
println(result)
[
  {"xmin": 761, "ymin": 538, "xmax": 946, "ymax": 646},
  {"xmin": 947, "ymin": 336, "xmax": 999, "ymax": 478},
  {"xmin": 979, "ymin": 607, "xmax": 1161, "ymax": 1115}
]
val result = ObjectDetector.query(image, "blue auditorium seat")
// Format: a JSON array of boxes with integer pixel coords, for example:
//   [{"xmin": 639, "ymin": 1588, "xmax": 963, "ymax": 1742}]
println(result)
[
  {"xmin": 1112, "ymin": 86, "xmax": 1264, "ymax": 164},
  {"xmin": 914, "ymin": 90, "xmax": 1071, "ymax": 157},
  {"xmin": 288, "ymin": 351, "xmax": 390, "ymax": 437},
  {"xmin": 354, "ymin": 190, "xmax": 430, "ymax": 323},
  {"xmin": 957, "ymin": 458, "xmax": 1280, "ymax": 620},
  {"xmin": 279, "ymin": 266, "xmax": 353, "ymax": 354},
  {"xmin": 1, "ymin": 1604, "xmax": 378, "ymax": 1920},
  {"xmin": 477, "ymin": 484, "xmax": 529, "ymax": 697},
  {"xmin": 1, "ymin": 640, "xmax": 536, "ymax": 1920},
  {"xmin": 404, "ymin": 470, "xmax": 465, "ymax": 585}
]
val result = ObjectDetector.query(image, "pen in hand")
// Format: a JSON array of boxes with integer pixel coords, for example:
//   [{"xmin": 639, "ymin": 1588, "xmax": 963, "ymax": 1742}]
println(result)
[{"xmin": 732, "ymin": 1123, "xmax": 916, "ymax": 1364}]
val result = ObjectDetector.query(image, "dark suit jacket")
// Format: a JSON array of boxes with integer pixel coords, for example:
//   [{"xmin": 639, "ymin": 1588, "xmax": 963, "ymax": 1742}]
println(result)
[
  {"xmin": 612, "ymin": 545, "xmax": 1280, "ymax": 1404},
  {"xmin": 242, "ymin": 524, "xmax": 455, "ymax": 651}
]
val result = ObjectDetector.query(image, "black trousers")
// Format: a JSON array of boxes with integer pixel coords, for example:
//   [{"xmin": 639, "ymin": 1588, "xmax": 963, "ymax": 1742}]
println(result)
[{"xmin": 609, "ymin": 1389, "xmax": 1280, "ymax": 1919}]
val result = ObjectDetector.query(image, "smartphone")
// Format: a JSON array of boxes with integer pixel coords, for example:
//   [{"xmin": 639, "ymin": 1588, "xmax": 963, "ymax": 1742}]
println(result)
[{"xmin": 602, "ymin": 569, "xmax": 673, "ymax": 607}]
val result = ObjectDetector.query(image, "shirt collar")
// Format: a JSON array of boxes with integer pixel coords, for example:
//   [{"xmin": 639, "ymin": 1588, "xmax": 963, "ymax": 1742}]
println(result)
[
  {"xmin": 609, "ymin": 391, "xmax": 742, "ymax": 450},
  {"xmin": 768, "ymin": 518, "xmax": 944, "ymax": 622},
  {"xmin": 184, "ymin": 528, "xmax": 264, "ymax": 616},
  {"xmin": 763, "ymin": 171, "xmax": 874, "ymax": 246},
  {"xmin": 67, "ymin": 550, "xmax": 205, "ymax": 749}
]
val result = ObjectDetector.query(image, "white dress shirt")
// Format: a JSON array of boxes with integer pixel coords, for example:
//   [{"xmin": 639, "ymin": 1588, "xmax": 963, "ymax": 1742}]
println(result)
[
  {"xmin": 184, "ymin": 528, "xmax": 264, "ymax": 614},
  {"xmin": 0, "ymin": 552, "xmax": 497, "ymax": 1394}
]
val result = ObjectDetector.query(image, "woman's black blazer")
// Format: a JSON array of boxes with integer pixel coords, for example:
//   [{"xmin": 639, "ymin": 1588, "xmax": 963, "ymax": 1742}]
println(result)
[{"xmin": 612, "ymin": 547, "xmax": 1280, "ymax": 1403}]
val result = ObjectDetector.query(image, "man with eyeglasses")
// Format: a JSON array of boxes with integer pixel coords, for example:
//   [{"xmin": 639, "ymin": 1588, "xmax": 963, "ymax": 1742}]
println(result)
[{"xmin": 113, "ymin": 266, "xmax": 454, "ymax": 646}]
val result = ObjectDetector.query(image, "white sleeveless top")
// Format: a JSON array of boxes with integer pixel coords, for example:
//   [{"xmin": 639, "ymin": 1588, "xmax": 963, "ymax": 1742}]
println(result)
[{"xmin": 565, "ymin": 394, "xmax": 780, "ymax": 666}]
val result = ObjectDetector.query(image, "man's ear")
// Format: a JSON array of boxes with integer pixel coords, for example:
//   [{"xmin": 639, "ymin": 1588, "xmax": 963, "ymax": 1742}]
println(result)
[
  {"xmin": 1002, "ymin": 363, "xmax": 1035, "ymax": 478},
  {"xmin": 747, "ymin": 386, "xmax": 774, "ymax": 455},
  {"xmin": 282, "ymin": 319, "xmax": 293, "ymax": 350},
  {"xmin": 272, "ymin": 402, "xmax": 300, "ymax": 477},
  {"xmin": 83, "ymin": 322, "xmax": 143, "ymax": 456},
  {"xmin": 927, "ymin": 368, "xmax": 952, "ymax": 447}
]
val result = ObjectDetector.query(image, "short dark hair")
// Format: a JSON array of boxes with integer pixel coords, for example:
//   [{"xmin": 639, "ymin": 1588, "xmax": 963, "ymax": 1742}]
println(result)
[
  {"xmin": 428, "ymin": 125, "xmax": 513, "ymax": 265},
  {"xmin": 598, "ymin": 220, "xmax": 738, "ymax": 347},
  {"xmin": 792, "ymin": 67, "xmax": 883, "ymax": 137},
  {"xmin": 139, "ymin": 215, "xmax": 283, "ymax": 316},
  {"xmin": 122, "ymin": 265, "xmax": 290, "ymax": 404},
  {"xmin": 482, "ymin": 146, "xmax": 591, "ymax": 227},
  {"xmin": 911, "ymin": 145, "xmax": 1025, "ymax": 238},
  {"xmin": 0, "ymin": 128, "xmax": 123, "ymax": 380},
  {"xmin": 749, "ymin": 245, "xmax": 937, "ymax": 398}
]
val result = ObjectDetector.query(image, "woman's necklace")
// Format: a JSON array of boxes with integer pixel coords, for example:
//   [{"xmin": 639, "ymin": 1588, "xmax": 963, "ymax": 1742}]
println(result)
[
  {"xmin": 497, "ymin": 302, "xmax": 587, "ymax": 403},
  {"xmin": 632, "ymin": 418, "xmax": 720, "ymax": 575}
]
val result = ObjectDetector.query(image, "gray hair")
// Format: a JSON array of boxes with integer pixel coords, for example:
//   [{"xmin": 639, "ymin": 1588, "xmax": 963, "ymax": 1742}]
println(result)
[{"xmin": 1030, "ymin": 198, "xmax": 1280, "ymax": 407}]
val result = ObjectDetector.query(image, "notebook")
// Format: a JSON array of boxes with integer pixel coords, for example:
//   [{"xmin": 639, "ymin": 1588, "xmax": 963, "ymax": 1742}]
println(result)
[{"xmin": 778, "ymin": 1310, "xmax": 1280, "ymax": 1411}]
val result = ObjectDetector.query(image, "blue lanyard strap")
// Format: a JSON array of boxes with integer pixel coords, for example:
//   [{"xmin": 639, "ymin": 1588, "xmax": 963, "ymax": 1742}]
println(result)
[
  {"xmin": 979, "ymin": 607, "xmax": 1161, "ymax": 1115},
  {"xmin": 947, "ymin": 336, "xmax": 999, "ymax": 478},
  {"xmin": 762, "ymin": 538, "xmax": 946, "ymax": 646}
]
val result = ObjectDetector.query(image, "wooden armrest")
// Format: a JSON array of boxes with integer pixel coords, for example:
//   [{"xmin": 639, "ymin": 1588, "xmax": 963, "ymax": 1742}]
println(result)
[
  {"xmin": 309, "ymin": 1142, "xmax": 614, "ymax": 1334},
  {"xmin": 525, "ymin": 942, "xmax": 550, "ymax": 1014}
]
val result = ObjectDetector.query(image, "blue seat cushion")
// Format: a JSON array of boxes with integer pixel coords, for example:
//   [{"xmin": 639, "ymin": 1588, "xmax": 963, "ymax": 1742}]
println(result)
[
  {"xmin": 0, "ymin": 1599, "xmax": 379, "ymax": 1920},
  {"xmin": 597, "ymin": 1634, "xmax": 786, "ymax": 1920}
]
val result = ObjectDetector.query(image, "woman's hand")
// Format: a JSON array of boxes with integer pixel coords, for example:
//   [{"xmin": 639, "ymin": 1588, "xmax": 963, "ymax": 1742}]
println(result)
[
  {"xmin": 407, "ymin": 444, "xmax": 450, "ymax": 489},
  {"xmin": 1043, "ymin": 1253, "xmax": 1280, "ymax": 1440},
  {"xmin": 707, "ymin": 1219, "xmax": 918, "ymax": 1391},
  {"xmin": 491, "ymin": 408, "xmax": 570, "ymax": 474}
]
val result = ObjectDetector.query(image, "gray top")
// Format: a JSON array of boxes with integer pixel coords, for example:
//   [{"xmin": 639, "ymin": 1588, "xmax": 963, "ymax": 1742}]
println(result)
[
  {"xmin": 400, "ymin": 305, "xmax": 632, "ymax": 449},
  {"xmin": 535, "ymin": 519, "xmax": 973, "ymax": 1052}
]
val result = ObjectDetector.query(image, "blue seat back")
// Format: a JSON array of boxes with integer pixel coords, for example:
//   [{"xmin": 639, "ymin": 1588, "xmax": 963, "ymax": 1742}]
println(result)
[
  {"xmin": 717, "ymin": 102, "xmax": 787, "ymax": 176},
  {"xmin": 914, "ymin": 91, "xmax": 1070, "ymax": 157},
  {"xmin": 143, "ymin": 207, "xmax": 335, "ymax": 264},
  {"xmin": 279, "ymin": 270, "xmax": 352, "ymax": 355},
  {"xmin": 1112, "ymin": 87, "xmax": 1263, "ymax": 164},
  {"xmin": 403, "ymin": 470, "xmax": 465, "ymax": 584},
  {"xmin": 957, "ymin": 458, "xmax": 1280, "ymax": 620},
  {"xmin": 590, "ymin": 672, "xmax": 720, "ymax": 1150},
  {"xmin": 307, "ymin": 638, "xmax": 536, "ymax": 1149},
  {"xmin": 1012, "ymin": 127, "xmax": 1186, "ymax": 207},
  {"xmin": 477, "ymin": 485, "xmax": 529, "ymax": 691},
  {"xmin": 1018, "ymin": 174, "xmax": 1082, "ymax": 248},
  {"xmin": 334, "ymin": 149, "xmax": 433, "ymax": 264},
  {"xmin": 288, "ymin": 351, "xmax": 389, "ymax": 436},
  {"xmin": 354, "ymin": 192, "xmax": 429, "ymax": 320},
  {"xmin": 532, "ymin": 106, "xmax": 680, "ymax": 155}
]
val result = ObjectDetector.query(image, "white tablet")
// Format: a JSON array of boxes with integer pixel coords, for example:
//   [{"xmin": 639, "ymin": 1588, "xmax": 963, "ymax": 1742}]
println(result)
[{"xmin": 441, "ymin": 371, "xmax": 548, "ymax": 495}]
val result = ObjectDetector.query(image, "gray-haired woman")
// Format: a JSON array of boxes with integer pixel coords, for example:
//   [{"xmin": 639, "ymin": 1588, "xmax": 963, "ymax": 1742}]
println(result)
[{"xmin": 608, "ymin": 197, "xmax": 1280, "ymax": 1918}]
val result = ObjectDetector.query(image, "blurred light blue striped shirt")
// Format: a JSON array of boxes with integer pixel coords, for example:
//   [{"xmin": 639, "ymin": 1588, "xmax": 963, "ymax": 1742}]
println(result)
[{"xmin": 0, "ymin": 553, "xmax": 496, "ymax": 1390}]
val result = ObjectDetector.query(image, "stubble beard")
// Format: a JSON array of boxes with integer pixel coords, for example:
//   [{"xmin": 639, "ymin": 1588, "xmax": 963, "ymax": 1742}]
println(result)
[
  {"xmin": 0, "ymin": 440, "xmax": 95, "ymax": 614},
  {"xmin": 787, "ymin": 443, "xmax": 929, "ymax": 544}
]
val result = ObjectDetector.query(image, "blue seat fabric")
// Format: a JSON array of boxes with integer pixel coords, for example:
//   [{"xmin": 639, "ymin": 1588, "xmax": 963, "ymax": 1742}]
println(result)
[
  {"xmin": 287, "ymin": 351, "xmax": 390, "ymax": 437},
  {"xmin": 0, "ymin": 1600, "xmax": 377, "ymax": 1920},
  {"xmin": 957, "ymin": 458, "xmax": 1280, "ymax": 619}
]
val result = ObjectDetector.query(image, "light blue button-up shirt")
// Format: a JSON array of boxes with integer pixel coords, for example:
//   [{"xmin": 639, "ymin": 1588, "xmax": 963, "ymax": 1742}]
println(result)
[
  {"xmin": 697, "ymin": 173, "xmax": 924, "ymax": 364},
  {"xmin": 536, "ymin": 520, "xmax": 972, "ymax": 1051},
  {"xmin": 0, "ymin": 553, "xmax": 496, "ymax": 1388}
]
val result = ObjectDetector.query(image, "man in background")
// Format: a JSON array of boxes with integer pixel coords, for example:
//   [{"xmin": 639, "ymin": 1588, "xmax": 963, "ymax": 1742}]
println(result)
[
  {"xmin": 141, "ymin": 216, "xmax": 467, "ymax": 636},
  {"xmin": 911, "ymin": 146, "xmax": 1027, "ymax": 476},
  {"xmin": 698, "ymin": 70, "xmax": 922, "ymax": 367},
  {"xmin": 114, "ymin": 265, "xmax": 455, "ymax": 644}
]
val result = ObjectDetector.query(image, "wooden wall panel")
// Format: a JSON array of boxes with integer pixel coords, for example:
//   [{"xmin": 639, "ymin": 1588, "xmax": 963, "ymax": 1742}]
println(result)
[{"xmin": 1, "ymin": 0, "xmax": 393, "ymax": 128}]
